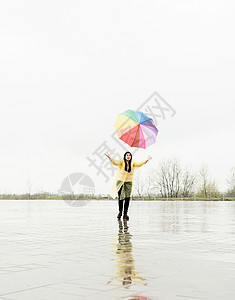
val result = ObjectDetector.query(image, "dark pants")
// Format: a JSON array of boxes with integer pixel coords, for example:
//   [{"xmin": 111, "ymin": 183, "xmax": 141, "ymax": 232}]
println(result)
[{"xmin": 118, "ymin": 184, "xmax": 130, "ymax": 214}]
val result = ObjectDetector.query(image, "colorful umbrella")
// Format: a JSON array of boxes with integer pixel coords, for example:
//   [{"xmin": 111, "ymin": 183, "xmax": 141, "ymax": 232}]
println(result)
[{"xmin": 114, "ymin": 109, "xmax": 158, "ymax": 149}]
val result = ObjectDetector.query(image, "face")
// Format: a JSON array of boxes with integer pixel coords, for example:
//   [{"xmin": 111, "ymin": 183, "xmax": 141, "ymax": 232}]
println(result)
[{"xmin": 125, "ymin": 153, "xmax": 132, "ymax": 161}]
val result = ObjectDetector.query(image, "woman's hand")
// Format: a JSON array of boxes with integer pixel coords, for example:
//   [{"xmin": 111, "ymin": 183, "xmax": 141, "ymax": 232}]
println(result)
[
  {"xmin": 144, "ymin": 156, "xmax": 152, "ymax": 164},
  {"xmin": 104, "ymin": 152, "xmax": 111, "ymax": 160}
]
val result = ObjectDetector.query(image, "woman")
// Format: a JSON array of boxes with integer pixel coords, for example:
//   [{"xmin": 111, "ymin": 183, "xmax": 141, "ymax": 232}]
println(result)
[{"xmin": 104, "ymin": 151, "xmax": 152, "ymax": 220}]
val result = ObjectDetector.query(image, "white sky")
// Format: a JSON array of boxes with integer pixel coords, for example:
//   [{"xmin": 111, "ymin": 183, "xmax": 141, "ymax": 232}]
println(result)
[{"xmin": 0, "ymin": 0, "xmax": 234, "ymax": 195}]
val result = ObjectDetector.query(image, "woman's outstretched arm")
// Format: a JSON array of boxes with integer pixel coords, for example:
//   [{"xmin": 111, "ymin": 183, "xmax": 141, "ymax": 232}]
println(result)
[
  {"xmin": 134, "ymin": 156, "xmax": 153, "ymax": 168},
  {"xmin": 144, "ymin": 156, "xmax": 152, "ymax": 164},
  {"xmin": 104, "ymin": 152, "xmax": 121, "ymax": 167}
]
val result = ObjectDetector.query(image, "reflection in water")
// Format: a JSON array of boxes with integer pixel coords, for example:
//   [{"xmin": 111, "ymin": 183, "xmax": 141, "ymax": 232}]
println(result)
[
  {"xmin": 159, "ymin": 201, "xmax": 217, "ymax": 234},
  {"xmin": 107, "ymin": 219, "xmax": 147, "ymax": 288},
  {"xmin": 160, "ymin": 201, "xmax": 180, "ymax": 234}
]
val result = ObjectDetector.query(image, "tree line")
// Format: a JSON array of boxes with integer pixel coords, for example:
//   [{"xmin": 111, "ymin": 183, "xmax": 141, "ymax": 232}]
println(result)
[{"xmin": 133, "ymin": 158, "xmax": 235, "ymax": 199}]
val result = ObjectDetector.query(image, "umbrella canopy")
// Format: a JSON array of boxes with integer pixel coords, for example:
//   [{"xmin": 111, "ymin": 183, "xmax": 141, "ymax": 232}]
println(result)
[{"xmin": 114, "ymin": 109, "xmax": 158, "ymax": 149}]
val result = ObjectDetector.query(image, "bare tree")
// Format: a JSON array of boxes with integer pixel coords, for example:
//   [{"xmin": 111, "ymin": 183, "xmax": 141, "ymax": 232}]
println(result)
[
  {"xmin": 157, "ymin": 160, "xmax": 168, "ymax": 198},
  {"xmin": 197, "ymin": 164, "xmax": 220, "ymax": 198},
  {"xmin": 198, "ymin": 164, "xmax": 209, "ymax": 198},
  {"xmin": 181, "ymin": 166, "xmax": 197, "ymax": 197},
  {"xmin": 226, "ymin": 167, "xmax": 235, "ymax": 197},
  {"xmin": 207, "ymin": 180, "xmax": 220, "ymax": 198},
  {"xmin": 156, "ymin": 157, "xmax": 182, "ymax": 198},
  {"xmin": 169, "ymin": 158, "xmax": 181, "ymax": 198}
]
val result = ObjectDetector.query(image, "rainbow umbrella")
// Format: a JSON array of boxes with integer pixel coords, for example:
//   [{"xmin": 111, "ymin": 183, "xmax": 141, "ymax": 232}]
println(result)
[{"xmin": 114, "ymin": 109, "xmax": 158, "ymax": 149}]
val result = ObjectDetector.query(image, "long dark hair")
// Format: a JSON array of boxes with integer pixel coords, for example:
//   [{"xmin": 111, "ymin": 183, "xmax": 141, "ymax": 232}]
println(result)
[{"xmin": 123, "ymin": 151, "xmax": 132, "ymax": 172}]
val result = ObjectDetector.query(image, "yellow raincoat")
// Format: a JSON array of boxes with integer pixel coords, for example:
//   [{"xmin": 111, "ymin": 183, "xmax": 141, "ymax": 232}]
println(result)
[{"xmin": 109, "ymin": 158, "xmax": 146, "ymax": 200}]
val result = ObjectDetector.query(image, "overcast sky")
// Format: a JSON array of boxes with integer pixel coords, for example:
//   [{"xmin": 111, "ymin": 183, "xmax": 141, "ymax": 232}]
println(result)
[{"xmin": 0, "ymin": 0, "xmax": 234, "ymax": 195}]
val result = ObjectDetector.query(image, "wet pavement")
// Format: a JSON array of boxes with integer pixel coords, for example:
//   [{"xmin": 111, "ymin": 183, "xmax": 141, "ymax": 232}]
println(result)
[{"xmin": 0, "ymin": 200, "xmax": 234, "ymax": 300}]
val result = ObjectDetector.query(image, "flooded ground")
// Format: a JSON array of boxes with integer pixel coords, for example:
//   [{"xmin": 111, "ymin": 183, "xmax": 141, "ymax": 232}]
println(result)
[{"xmin": 0, "ymin": 200, "xmax": 234, "ymax": 300}]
